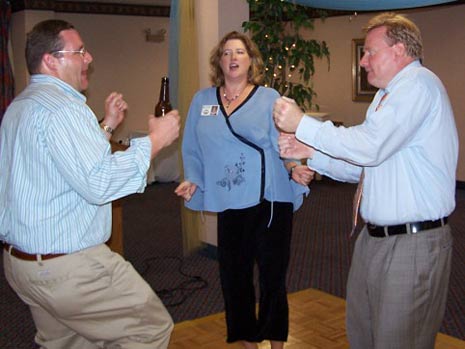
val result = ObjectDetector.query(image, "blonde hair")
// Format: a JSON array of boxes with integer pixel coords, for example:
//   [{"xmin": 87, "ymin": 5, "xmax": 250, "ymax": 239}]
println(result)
[
  {"xmin": 209, "ymin": 31, "xmax": 264, "ymax": 86},
  {"xmin": 364, "ymin": 12, "xmax": 423, "ymax": 60}
]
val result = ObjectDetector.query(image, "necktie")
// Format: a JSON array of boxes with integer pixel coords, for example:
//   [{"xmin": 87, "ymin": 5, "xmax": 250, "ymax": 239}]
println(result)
[
  {"xmin": 350, "ymin": 92, "xmax": 388, "ymax": 236},
  {"xmin": 351, "ymin": 170, "xmax": 364, "ymax": 236}
]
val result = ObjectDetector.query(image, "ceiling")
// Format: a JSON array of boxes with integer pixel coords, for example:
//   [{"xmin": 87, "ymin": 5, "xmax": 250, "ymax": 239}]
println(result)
[{"xmin": 67, "ymin": 0, "xmax": 171, "ymax": 5}]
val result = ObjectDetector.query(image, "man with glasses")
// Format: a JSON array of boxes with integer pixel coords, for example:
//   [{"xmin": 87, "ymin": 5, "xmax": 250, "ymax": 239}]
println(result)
[
  {"xmin": 273, "ymin": 12, "xmax": 458, "ymax": 349},
  {"xmin": 0, "ymin": 19, "xmax": 179, "ymax": 348}
]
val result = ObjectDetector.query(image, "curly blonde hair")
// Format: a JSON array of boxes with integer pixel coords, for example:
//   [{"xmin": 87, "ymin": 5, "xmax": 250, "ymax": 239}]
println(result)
[
  {"xmin": 209, "ymin": 31, "xmax": 264, "ymax": 87},
  {"xmin": 364, "ymin": 12, "xmax": 423, "ymax": 60}
]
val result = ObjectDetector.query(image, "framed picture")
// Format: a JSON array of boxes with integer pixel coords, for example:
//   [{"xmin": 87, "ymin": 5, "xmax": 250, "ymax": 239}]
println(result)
[{"xmin": 352, "ymin": 38, "xmax": 378, "ymax": 102}]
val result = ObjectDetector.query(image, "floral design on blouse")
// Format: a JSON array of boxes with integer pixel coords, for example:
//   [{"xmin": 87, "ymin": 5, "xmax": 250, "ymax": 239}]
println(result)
[{"xmin": 216, "ymin": 153, "xmax": 246, "ymax": 191}]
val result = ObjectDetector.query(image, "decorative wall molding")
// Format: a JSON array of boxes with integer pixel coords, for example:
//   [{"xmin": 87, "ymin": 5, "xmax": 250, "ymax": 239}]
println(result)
[{"xmin": 11, "ymin": 0, "xmax": 170, "ymax": 17}]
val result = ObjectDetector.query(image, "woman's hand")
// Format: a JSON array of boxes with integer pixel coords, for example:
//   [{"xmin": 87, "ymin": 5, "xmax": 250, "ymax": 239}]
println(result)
[
  {"xmin": 290, "ymin": 165, "xmax": 315, "ymax": 186},
  {"xmin": 174, "ymin": 181, "xmax": 197, "ymax": 201}
]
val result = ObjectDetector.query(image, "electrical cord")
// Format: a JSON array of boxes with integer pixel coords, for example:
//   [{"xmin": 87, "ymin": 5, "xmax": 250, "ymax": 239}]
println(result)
[{"xmin": 138, "ymin": 256, "xmax": 209, "ymax": 307}]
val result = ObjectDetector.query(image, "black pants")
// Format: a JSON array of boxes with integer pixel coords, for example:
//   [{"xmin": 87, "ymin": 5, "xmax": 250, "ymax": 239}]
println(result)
[{"xmin": 217, "ymin": 200, "xmax": 293, "ymax": 343}]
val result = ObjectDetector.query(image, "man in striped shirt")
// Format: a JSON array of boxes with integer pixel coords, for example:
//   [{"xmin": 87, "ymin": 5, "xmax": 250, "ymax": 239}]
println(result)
[{"xmin": 0, "ymin": 19, "xmax": 179, "ymax": 349}]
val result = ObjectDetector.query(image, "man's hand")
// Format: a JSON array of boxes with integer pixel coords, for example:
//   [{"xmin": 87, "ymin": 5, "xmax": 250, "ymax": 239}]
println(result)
[
  {"xmin": 148, "ymin": 110, "xmax": 180, "ymax": 159},
  {"xmin": 103, "ymin": 92, "xmax": 128, "ymax": 130},
  {"xmin": 278, "ymin": 133, "xmax": 315, "ymax": 160},
  {"xmin": 273, "ymin": 96, "xmax": 304, "ymax": 133}
]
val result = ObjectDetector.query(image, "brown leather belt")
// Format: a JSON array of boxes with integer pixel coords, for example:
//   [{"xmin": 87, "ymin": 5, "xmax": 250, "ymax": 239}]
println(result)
[
  {"xmin": 367, "ymin": 217, "xmax": 448, "ymax": 238},
  {"xmin": 3, "ymin": 243, "xmax": 66, "ymax": 261}
]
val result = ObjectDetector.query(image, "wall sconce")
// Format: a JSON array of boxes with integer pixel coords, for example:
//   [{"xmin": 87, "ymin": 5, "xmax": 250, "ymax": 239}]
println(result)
[{"xmin": 144, "ymin": 28, "xmax": 166, "ymax": 43}]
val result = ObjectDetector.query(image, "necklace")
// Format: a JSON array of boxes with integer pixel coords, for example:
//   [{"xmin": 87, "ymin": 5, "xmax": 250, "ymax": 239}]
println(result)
[{"xmin": 223, "ymin": 85, "xmax": 247, "ymax": 109}]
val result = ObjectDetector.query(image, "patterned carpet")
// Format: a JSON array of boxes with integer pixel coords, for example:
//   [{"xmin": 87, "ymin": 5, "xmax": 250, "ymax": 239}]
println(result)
[{"xmin": 1, "ymin": 179, "xmax": 464, "ymax": 348}]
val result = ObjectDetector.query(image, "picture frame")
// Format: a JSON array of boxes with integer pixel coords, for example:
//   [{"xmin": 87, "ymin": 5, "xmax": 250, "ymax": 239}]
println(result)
[{"xmin": 352, "ymin": 38, "xmax": 378, "ymax": 102}]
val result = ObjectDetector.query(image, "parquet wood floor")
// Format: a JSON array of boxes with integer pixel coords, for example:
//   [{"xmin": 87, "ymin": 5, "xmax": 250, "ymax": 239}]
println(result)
[{"xmin": 168, "ymin": 288, "xmax": 465, "ymax": 349}]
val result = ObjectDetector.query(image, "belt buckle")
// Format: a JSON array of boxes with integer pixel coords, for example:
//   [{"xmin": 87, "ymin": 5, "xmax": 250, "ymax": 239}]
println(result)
[
  {"xmin": 383, "ymin": 226, "xmax": 390, "ymax": 237},
  {"xmin": 409, "ymin": 223, "xmax": 419, "ymax": 234}
]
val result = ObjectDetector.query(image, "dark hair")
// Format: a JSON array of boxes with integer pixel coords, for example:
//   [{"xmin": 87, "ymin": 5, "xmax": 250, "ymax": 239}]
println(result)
[
  {"xmin": 209, "ymin": 31, "xmax": 264, "ymax": 86},
  {"xmin": 26, "ymin": 19, "xmax": 75, "ymax": 74}
]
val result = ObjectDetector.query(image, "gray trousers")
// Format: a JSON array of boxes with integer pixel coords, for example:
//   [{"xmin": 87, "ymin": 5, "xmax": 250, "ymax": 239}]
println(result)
[{"xmin": 346, "ymin": 224, "xmax": 452, "ymax": 349}]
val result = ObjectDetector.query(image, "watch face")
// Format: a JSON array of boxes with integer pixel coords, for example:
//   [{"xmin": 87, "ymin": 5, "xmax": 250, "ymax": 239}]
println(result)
[{"xmin": 102, "ymin": 124, "xmax": 113, "ymax": 135}]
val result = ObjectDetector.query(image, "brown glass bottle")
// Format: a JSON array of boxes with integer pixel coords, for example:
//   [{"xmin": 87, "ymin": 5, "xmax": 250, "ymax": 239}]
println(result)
[{"xmin": 154, "ymin": 76, "xmax": 172, "ymax": 117}]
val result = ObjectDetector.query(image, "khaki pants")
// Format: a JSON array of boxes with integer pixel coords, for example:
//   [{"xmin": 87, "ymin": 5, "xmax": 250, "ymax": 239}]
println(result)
[{"xmin": 4, "ymin": 244, "xmax": 173, "ymax": 349}]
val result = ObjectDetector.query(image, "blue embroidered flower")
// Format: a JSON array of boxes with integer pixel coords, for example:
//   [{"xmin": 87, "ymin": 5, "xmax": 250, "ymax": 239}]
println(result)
[{"xmin": 216, "ymin": 154, "xmax": 246, "ymax": 191}]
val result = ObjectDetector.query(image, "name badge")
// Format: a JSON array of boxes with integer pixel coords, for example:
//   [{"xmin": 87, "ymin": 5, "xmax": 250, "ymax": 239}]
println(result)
[{"xmin": 201, "ymin": 105, "xmax": 220, "ymax": 116}]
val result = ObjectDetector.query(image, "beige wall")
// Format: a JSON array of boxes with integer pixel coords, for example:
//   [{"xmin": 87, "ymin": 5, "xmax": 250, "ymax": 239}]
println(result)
[
  {"xmin": 305, "ymin": 4, "xmax": 465, "ymax": 180},
  {"xmin": 64, "ymin": 13, "xmax": 170, "ymax": 141},
  {"xmin": 11, "ymin": 10, "xmax": 170, "ymax": 143},
  {"xmin": 194, "ymin": 0, "xmax": 249, "ymax": 247},
  {"xmin": 196, "ymin": 0, "xmax": 249, "ymax": 89},
  {"xmin": 9, "ymin": 3, "xmax": 464, "ymax": 180}
]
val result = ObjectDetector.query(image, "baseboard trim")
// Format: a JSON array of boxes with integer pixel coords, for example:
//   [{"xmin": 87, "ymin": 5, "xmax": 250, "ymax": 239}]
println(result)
[{"xmin": 198, "ymin": 243, "xmax": 217, "ymax": 260}]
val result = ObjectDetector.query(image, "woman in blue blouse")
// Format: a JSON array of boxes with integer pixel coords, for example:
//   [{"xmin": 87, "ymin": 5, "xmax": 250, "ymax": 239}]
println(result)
[{"xmin": 175, "ymin": 31, "xmax": 313, "ymax": 349}]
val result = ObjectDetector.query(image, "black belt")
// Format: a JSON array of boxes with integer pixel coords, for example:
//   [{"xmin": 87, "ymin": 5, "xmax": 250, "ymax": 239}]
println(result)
[
  {"xmin": 3, "ymin": 243, "xmax": 66, "ymax": 261},
  {"xmin": 366, "ymin": 217, "xmax": 448, "ymax": 238}
]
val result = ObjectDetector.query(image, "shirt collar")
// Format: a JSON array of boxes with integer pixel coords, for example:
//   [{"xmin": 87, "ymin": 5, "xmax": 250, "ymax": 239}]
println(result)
[
  {"xmin": 385, "ymin": 59, "xmax": 422, "ymax": 92},
  {"xmin": 30, "ymin": 74, "xmax": 87, "ymax": 102}
]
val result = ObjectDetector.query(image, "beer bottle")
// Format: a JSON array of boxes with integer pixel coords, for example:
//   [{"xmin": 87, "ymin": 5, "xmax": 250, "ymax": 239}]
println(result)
[{"xmin": 154, "ymin": 76, "xmax": 172, "ymax": 117}]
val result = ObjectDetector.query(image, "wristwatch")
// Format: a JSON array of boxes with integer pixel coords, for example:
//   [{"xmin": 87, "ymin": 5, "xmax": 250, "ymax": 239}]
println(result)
[{"xmin": 101, "ymin": 123, "xmax": 114, "ymax": 135}]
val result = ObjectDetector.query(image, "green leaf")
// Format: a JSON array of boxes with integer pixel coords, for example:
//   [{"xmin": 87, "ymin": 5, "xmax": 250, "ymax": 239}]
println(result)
[{"xmin": 243, "ymin": 0, "xmax": 330, "ymax": 110}]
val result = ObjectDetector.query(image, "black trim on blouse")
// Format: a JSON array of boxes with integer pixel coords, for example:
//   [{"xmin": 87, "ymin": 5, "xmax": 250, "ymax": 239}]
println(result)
[{"xmin": 217, "ymin": 85, "xmax": 265, "ymax": 202}]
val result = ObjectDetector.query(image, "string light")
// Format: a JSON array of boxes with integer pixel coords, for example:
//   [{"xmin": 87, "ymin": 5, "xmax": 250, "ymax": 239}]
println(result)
[{"xmin": 349, "ymin": 11, "xmax": 358, "ymax": 22}]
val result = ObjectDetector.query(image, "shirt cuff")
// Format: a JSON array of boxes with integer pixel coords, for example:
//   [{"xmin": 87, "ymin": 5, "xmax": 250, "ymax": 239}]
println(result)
[
  {"xmin": 130, "ymin": 136, "xmax": 152, "ymax": 176},
  {"xmin": 295, "ymin": 114, "xmax": 323, "ymax": 146},
  {"xmin": 307, "ymin": 150, "xmax": 330, "ymax": 173}
]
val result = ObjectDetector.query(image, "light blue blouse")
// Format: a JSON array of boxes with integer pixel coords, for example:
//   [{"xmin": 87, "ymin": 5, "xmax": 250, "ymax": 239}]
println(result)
[{"xmin": 182, "ymin": 85, "xmax": 309, "ymax": 213}]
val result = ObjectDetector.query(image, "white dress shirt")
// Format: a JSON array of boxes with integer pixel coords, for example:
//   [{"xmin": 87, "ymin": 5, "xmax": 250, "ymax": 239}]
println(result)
[{"xmin": 297, "ymin": 61, "xmax": 458, "ymax": 225}]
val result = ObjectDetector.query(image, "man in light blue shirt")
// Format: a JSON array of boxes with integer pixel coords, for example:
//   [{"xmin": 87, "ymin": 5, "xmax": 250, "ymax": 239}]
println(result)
[
  {"xmin": 273, "ymin": 13, "xmax": 458, "ymax": 349},
  {"xmin": 0, "ymin": 19, "xmax": 180, "ymax": 348}
]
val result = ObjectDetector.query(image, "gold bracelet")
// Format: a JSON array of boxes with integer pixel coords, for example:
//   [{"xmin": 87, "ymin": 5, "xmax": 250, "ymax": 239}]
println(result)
[{"xmin": 101, "ymin": 123, "xmax": 114, "ymax": 135}]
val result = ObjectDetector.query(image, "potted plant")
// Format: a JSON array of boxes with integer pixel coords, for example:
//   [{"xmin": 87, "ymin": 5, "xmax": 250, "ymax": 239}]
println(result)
[{"xmin": 242, "ymin": 0, "xmax": 330, "ymax": 111}]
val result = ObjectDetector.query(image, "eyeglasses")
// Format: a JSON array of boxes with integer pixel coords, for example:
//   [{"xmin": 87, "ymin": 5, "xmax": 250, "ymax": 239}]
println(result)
[{"xmin": 50, "ymin": 47, "xmax": 87, "ymax": 57}]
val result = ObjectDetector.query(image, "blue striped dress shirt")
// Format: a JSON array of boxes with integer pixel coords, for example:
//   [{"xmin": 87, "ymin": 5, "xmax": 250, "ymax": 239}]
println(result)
[{"xmin": 0, "ymin": 75, "xmax": 151, "ymax": 254}]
